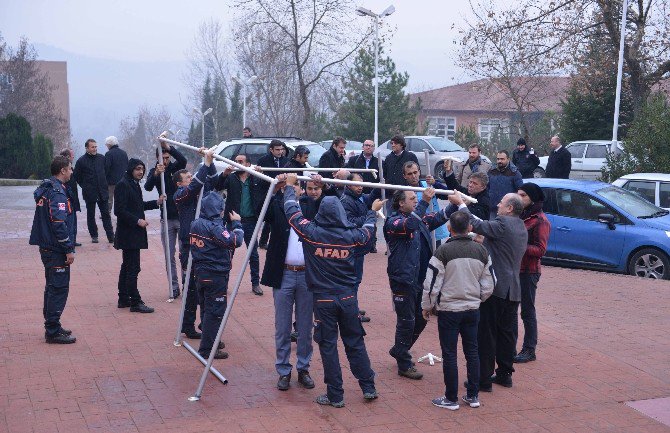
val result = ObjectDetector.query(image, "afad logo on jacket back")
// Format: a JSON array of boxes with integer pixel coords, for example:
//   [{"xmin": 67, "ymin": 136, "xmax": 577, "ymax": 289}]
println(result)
[{"xmin": 314, "ymin": 247, "xmax": 349, "ymax": 259}]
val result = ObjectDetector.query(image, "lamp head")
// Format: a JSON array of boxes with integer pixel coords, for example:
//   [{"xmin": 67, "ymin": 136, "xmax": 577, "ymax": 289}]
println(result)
[
  {"xmin": 381, "ymin": 5, "xmax": 395, "ymax": 16},
  {"xmin": 203, "ymin": 108, "xmax": 213, "ymax": 116},
  {"xmin": 356, "ymin": 6, "xmax": 375, "ymax": 17},
  {"xmin": 249, "ymin": 75, "xmax": 258, "ymax": 83}
]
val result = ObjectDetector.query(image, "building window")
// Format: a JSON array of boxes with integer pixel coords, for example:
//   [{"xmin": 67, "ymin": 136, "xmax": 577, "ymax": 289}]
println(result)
[
  {"xmin": 478, "ymin": 118, "xmax": 509, "ymax": 141},
  {"xmin": 427, "ymin": 117, "xmax": 456, "ymax": 140}
]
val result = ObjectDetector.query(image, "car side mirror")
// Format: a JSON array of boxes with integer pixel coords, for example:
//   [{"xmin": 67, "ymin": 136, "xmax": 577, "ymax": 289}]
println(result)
[
  {"xmin": 428, "ymin": 149, "xmax": 435, "ymax": 154},
  {"xmin": 598, "ymin": 213, "xmax": 616, "ymax": 230}
]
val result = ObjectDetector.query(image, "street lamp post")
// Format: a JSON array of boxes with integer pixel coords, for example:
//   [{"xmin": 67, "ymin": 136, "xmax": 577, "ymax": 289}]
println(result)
[
  {"xmin": 193, "ymin": 107, "xmax": 213, "ymax": 148},
  {"xmin": 232, "ymin": 75, "xmax": 258, "ymax": 129},
  {"xmin": 356, "ymin": 5, "xmax": 395, "ymax": 151},
  {"xmin": 612, "ymin": 0, "xmax": 628, "ymax": 149}
]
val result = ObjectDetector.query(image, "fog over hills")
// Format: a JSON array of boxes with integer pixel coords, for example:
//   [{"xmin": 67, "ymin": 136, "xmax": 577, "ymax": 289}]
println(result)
[{"xmin": 35, "ymin": 43, "xmax": 187, "ymax": 155}]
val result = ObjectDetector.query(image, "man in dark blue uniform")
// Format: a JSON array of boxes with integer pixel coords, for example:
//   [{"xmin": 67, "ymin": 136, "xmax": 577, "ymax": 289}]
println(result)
[
  {"xmin": 283, "ymin": 173, "xmax": 384, "ymax": 408},
  {"xmin": 384, "ymin": 187, "xmax": 449, "ymax": 380},
  {"xmin": 30, "ymin": 156, "xmax": 77, "ymax": 344},
  {"xmin": 173, "ymin": 148, "xmax": 217, "ymax": 339},
  {"xmin": 189, "ymin": 192, "xmax": 244, "ymax": 360}
]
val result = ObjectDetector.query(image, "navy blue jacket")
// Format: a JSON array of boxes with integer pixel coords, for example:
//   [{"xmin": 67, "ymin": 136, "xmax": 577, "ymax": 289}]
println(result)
[
  {"xmin": 189, "ymin": 192, "xmax": 244, "ymax": 274},
  {"xmin": 104, "ymin": 145, "xmax": 129, "ymax": 186},
  {"xmin": 384, "ymin": 200, "xmax": 449, "ymax": 287},
  {"xmin": 340, "ymin": 188, "xmax": 381, "ymax": 256},
  {"xmin": 487, "ymin": 163, "xmax": 523, "ymax": 212},
  {"xmin": 144, "ymin": 146, "xmax": 187, "ymax": 220},
  {"xmin": 283, "ymin": 186, "xmax": 376, "ymax": 294},
  {"xmin": 29, "ymin": 177, "xmax": 76, "ymax": 254},
  {"xmin": 173, "ymin": 163, "xmax": 218, "ymax": 244}
]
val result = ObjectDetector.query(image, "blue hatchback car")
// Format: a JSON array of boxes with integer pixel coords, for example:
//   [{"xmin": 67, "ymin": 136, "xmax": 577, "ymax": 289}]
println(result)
[{"xmin": 528, "ymin": 179, "xmax": 670, "ymax": 279}]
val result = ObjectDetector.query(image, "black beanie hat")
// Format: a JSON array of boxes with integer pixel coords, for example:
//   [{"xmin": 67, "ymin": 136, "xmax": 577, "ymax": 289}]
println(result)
[
  {"xmin": 517, "ymin": 137, "xmax": 527, "ymax": 146},
  {"xmin": 519, "ymin": 182, "xmax": 544, "ymax": 203}
]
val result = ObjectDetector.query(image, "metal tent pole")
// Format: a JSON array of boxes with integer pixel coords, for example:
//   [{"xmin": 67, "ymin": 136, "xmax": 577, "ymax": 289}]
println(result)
[
  {"xmin": 156, "ymin": 144, "xmax": 175, "ymax": 301},
  {"xmin": 423, "ymin": 149, "xmax": 437, "ymax": 251}
]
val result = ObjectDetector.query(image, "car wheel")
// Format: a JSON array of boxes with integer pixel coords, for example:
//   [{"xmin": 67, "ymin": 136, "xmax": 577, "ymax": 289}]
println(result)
[
  {"xmin": 628, "ymin": 248, "xmax": 670, "ymax": 279},
  {"xmin": 533, "ymin": 168, "xmax": 545, "ymax": 178},
  {"xmin": 433, "ymin": 162, "xmax": 446, "ymax": 181}
]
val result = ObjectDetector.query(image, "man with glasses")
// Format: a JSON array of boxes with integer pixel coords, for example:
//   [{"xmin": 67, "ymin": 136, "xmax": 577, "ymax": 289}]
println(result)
[{"xmin": 346, "ymin": 139, "xmax": 379, "ymax": 193}]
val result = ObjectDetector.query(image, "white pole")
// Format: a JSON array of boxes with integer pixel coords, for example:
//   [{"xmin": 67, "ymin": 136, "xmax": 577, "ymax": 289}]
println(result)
[
  {"xmin": 242, "ymin": 85, "xmax": 247, "ymax": 128},
  {"xmin": 423, "ymin": 150, "xmax": 437, "ymax": 251},
  {"xmin": 156, "ymin": 144, "xmax": 175, "ymax": 301},
  {"xmin": 612, "ymin": 0, "xmax": 628, "ymax": 146},
  {"xmin": 374, "ymin": 17, "xmax": 379, "ymax": 152}
]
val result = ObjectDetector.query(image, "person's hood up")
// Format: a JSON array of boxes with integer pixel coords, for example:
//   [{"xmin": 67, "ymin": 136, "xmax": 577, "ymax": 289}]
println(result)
[
  {"xmin": 33, "ymin": 177, "xmax": 59, "ymax": 203},
  {"xmin": 200, "ymin": 191, "xmax": 225, "ymax": 221},
  {"xmin": 314, "ymin": 196, "xmax": 356, "ymax": 228},
  {"xmin": 126, "ymin": 158, "xmax": 146, "ymax": 177}
]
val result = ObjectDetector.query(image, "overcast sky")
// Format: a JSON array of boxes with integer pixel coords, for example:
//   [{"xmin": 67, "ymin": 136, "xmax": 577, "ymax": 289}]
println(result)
[{"xmin": 1, "ymin": 0, "xmax": 479, "ymax": 89}]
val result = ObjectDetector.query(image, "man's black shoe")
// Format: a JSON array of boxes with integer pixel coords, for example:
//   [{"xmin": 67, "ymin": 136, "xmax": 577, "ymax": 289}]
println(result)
[
  {"xmin": 298, "ymin": 370, "xmax": 315, "ymax": 389},
  {"xmin": 277, "ymin": 374, "xmax": 291, "ymax": 391},
  {"xmin": 107, "ymin": 236, "xmax": 114, "ymax": 244},
  {"xmin": 492, "ymin": 374, "xmax": 513, "ymax": 388},
  {"xmin": 252, "ymin": 285, "xmax": 263, "ymax": 296},
  {"xmin": 130, "ymin": 303, "xmax": 154, "ymax": 313},
  {"xmin": 117, "ymin": 300, "xmax": 130, "ymax": 308},
  {"xmin": 370, "ymin": 247, "xmax": 377, "ymax": 253},
  {"xmin": 74, "ymin": 242, "xmax": 82, "ymax": 247},
  {"xmin": 258, "ymin": 243, "xmax": 268, "ymax": 250},
  {"xmin": 201, "ymin": 350, "xmax": 228, "ymax": 360},
  {"xmin": 359, "ymin": 309, "xmax": 366, "ymax": 316},
  {"xmin": 464, "ymin": 380, "xmax": 492, "ymax": 392},
  {"xmin": 183, "ymin": 329, "xmax": 202, "ymax": 339},
  {"xmin": 218, "ymin": 340, "xmax": 225, "ymax": 349},
  {"xmin": 92, "ymin": 237, "xmax": 99, "ymax": 243},
  {"xmin": 360, "ymin": 315, "xmax": 371, "ymax": 323},
  {"xmin": 59, "ymin": 328, "xmax": 72, "ymax": 336},
  {"xmin": 290, "ymin": 331, "xmax": 298, "ymax": 343},
  {"xmin": 46, "ymin": 333, "xmax": 76, "ymax": 344},
  {"xmin": 514, "ymin": 349, "xmax": 536, "ymax": 363}
]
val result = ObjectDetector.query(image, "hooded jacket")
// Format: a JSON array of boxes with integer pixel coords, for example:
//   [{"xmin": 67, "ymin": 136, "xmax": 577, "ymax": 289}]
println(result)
[
  {"xmin": 283, "ymin": 185, "xmax": 376, "ymax": 294},
  {"xmin": 189, "ymin": 192, "xmax": 244, "ymax": 274},
  {"xmin": 144, "ymin": 146, "xmax": 187, "ymax": 219},
  {"xmin": 113, "ymin": 159, "xmax": 159, "ymax": 250},
  {"xmin": 487, "ymin": 162, "xmax": 523, "ymax": 213},
  {"xmin": 384, "ymin": 200, "xmax": 449, "ymax": 287},
  {"xmin": 29, "ymin": 177, "xmax": 76, "ymax": 254},
  {"xmin": 173, "ymin": 163, "xmax": 218, "ymax": 244}
]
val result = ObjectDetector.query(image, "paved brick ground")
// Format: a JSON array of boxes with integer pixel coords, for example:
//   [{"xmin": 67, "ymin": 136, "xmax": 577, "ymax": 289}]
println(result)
[{"xmin": 1, "ymin": 202, "xmax": 669, "ymax": 433}]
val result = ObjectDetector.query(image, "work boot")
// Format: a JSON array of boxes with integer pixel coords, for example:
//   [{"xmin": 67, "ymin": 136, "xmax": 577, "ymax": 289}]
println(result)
[
  {"xmin": 492, "ymin": 374, "xmax": 513, "ymax": 388},
  {"xmin": 45, "ymin": 333, "xmax": 76, "ymax": 344},
  {"xmin": 59, "ymin": 328, "xmax": 72, "ymax": 336},
  {"xmin": 398, "ymin": 366, "xmax": 423, "ymax": 380},
  {"xmin": 298, "ymin": 370, "xmax": 315, "ymax": 389},
  {"xmin": 252, "ymin": 285, "xmax": 263, "ymax": 296},
  {"xmin": 514, "ymin": 348, "xmax": 536, "ymax": 363},
  {"xmin": 130, "ymin": 302, "xmax": 154, "ymax": 313},
  {"xmin": 182, "ymin": 328, "xmax": 202, "ymax": 339},
  {"xmin": 92, "ymin": 237, "xmax": 99, "ymax": 243},
  {"xmin": 360, "ymin": 315, "xmax": 371, "ymax": 323},
  {"xmin": 315, "ymin": 394, "xmax": 344, "ymax": 408},
  {"xmin": 201, "ymin": 349, "xmax": 228, "ymax": 360},
  {"xmin": 277, "ymin": 374, "xmax": 291, "ymax": 391}
]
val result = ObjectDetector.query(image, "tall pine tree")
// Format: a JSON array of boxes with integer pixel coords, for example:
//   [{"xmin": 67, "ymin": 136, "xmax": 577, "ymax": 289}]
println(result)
[
  {"xmin": 201, "ymin": 75, "xmax": 215, "ymax": 146},
  {"xmin": 330, "ymin": 46, "xmax": 420, "ymax": 142}
]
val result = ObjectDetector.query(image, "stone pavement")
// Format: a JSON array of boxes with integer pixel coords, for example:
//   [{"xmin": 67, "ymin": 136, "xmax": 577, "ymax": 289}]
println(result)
[{"xmin": 1, "ymin": 200, "xmax": 669, "ymax": 433}]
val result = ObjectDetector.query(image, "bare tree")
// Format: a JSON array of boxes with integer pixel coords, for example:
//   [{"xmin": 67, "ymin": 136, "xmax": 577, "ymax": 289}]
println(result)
[
  {"xmin": 234, "ymin": 0, "xmax": 370, "ymax": 137},
  {"xmin": 0, "ymin": 35, "xmax": 68, "ymax": 147},
  {"xmin": 118, "ymin": 105, "xmax": 173, "ymax": 162}
]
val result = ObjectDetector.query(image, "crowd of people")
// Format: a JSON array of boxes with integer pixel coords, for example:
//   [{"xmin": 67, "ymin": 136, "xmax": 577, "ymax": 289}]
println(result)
[{"xmin": 30, "ymin": 129, "xmax": 560, "ymax": 411}]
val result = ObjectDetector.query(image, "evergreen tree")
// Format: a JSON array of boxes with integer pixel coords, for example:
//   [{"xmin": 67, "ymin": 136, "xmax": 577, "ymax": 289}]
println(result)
[
  {"xmin": 131, "ymin": 114, "xmax": 148, "ymax": 160},
  {"xmin": 201, "ymin": 75, "xmax": 215, "ymax": 146},
  {"xmin": 211, "ymin": 77, "xmax": 229, "ymax": 144},
  {"xmin": 228, "ymin": 81, "xmax": 243, "ymax": 138},
  {"xmin": 330, "ymin": 46, "xmax": 420, "ymax": 142},
  {"xmin": 0, "ymin": 113, "xmax": 34, "ymax": 178},
  {"xmin": 32, "ymin": 133, "xmax": 53, "ymax": 178}
]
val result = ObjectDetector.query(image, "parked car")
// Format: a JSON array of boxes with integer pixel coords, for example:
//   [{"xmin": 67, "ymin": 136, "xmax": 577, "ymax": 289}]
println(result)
[
  {"xmin": 612, "ymin": 173, "xmax": 670, "ymax": 210},
  {"xmin": 531, "ymin": 178, "xmax": 670, "ymax": 279},
  {"xmin": 535, "ymin": 140, "xmax": 623, "ymax": 179},
  {"xmin": 209, "ymin": 137, "xmax": 326, "ymax": 170},
  {"xmin": 374, "ymin": 136, "xmax": 488, "ymax": 180},
  {"xmin": 319, "ymin": 140, "xmax": 363, "ymax": 164}
]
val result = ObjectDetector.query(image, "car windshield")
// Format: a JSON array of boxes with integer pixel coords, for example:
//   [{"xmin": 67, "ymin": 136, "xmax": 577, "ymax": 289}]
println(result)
[
  {"xmin": 306, "ymin": 145, "xmax": 326, "ymax": 167},
  {"xmin": 595, "ymin": 186, "xmax": 669, "ymax": 218},
  {"xmin": 426, "ymin": 137, "xmax": 464, "ymax": 152},
  {"xmin": 345, "ymin": 141, "xmax": 363, "ymax": 151}
]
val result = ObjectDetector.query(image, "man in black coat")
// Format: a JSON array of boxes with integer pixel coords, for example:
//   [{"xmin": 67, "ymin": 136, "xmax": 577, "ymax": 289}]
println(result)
[
  {"xmin": 114, "ymin": 158, "xmax": 166, "ymax": 313},
  {"xmin": 74, "ymin": 139, "xmax": 114, "ymax": 243},
  {"xmin": 345, "ymin": 139, "xmax": 379, "ymax": 193},
  {"xmin": 545, "ymin": 135, "xmax": 571, "ymax": 179},
  {"xmin": 257, "ymin": 140, "xmax": 289, "ymax": 248},
  {"xmin": 512, "ymin": 138, "xmax": 540, "ymax": 179},
  {"xmin": 104, "ymin": 136, "xmax": 128, "ymax": 211},
  {"xmin": 318, "ymin": 137, "xmax": 347, "ymax": 178},
  {"xmin": 284, "ymin": 145, "xmax": 310, "ymax": 176},
  {"xmin": 60, "ymin": 148, "xmax": 81, "ymax": 247},
  {"xmin": 144, "ymin": 143, "xmax": 187, "ymax": 298},
  {"xmin": 382, "ymin": 135, "xmax": 419, "ymax": 186},
  {"xmin": 215, "ymin": 154, "xmax": 266, "ymax": 296}
]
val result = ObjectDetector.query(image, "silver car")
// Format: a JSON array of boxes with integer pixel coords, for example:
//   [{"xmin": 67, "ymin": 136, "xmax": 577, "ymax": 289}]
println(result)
[
  {"xmin": 535, "ymin": 140, "xmax": 623, "ymax": 180},
  {"xmin": 374, "ymin": 136, "xmax": 487, "ymax": 179}
]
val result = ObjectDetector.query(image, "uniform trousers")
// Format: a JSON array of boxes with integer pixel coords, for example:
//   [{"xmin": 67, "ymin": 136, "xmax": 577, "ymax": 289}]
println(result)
[{"xmin": 40, "ymin": 249, "xmax": 70, "ymax": 337}]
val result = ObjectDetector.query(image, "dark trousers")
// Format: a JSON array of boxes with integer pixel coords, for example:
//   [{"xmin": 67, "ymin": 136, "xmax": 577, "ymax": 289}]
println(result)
[
  {"xmin": 118, "ymin": 249, "xmax": 143, "ymax": 305},
  {"xmin": 40, "ymin": 249, "xmax": 70, "ymax": 337},
  {"xmin": 514, "ymin": 273, "xmax": 540, "ymax": 351},
  {"xmin": 180, "ymin": 243, "xmax": 203, "ymax": 331},
  {"xmin": 259, "ymin": 222, "xmax": 271, "ymax": 246},
  {"xmin": 313, "ymin": 291, "xmax": 375, "ymax": 403},
  {"xmin": 84, "ymin": 195, "xmax": 113, "ymax": 239},
  {"xmin": 353, "ymin": 256, "xmax": 364, "ymax": 295},
  {"xmin": 478, "ymin": 295, "xmax": 519, "ymax": 386},
  {"xmin": 389, "ymin": 281, "xmax": 427, "ymax": 371},
  {"xmin": 72, "ymin": 212, "xmax": 78, "ymax": 244},
  {"xmin": 241, "ymin": 220, "xmax": 260, "ymax": 286},
  {"xmin": 438, "ymin": 309, "xmax": 480, "ymax": 401},
  {"xmin": 196, "ymin": 271, "xmax": 229, "ymax": 357}
]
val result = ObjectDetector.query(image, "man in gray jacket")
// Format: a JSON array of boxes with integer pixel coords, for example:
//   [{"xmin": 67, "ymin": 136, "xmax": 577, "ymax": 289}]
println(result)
[
  {"xmin": 422, "ymin": 210, "xmax": 494, "ymax": 410},
  {"xmin": 448, "ymin": 192, "xmax": 528, "ymax": 391}
]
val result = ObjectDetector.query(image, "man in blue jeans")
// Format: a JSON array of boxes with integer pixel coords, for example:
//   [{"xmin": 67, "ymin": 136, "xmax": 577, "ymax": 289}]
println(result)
[{"xmin": 422, "ymin": 210, "xmax": 494, "ymax": 410}]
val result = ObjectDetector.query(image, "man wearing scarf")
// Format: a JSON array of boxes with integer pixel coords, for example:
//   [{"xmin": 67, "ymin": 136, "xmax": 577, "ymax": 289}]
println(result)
[{"xmin": 514, "ymin": 183, "xmax": 551, "ymax": 363}]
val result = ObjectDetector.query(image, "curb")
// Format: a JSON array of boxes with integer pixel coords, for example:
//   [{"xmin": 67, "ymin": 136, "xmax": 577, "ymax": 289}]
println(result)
[{"xmin": 0, "ymin": 178, "xmax": 43, "ymax": 186}]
